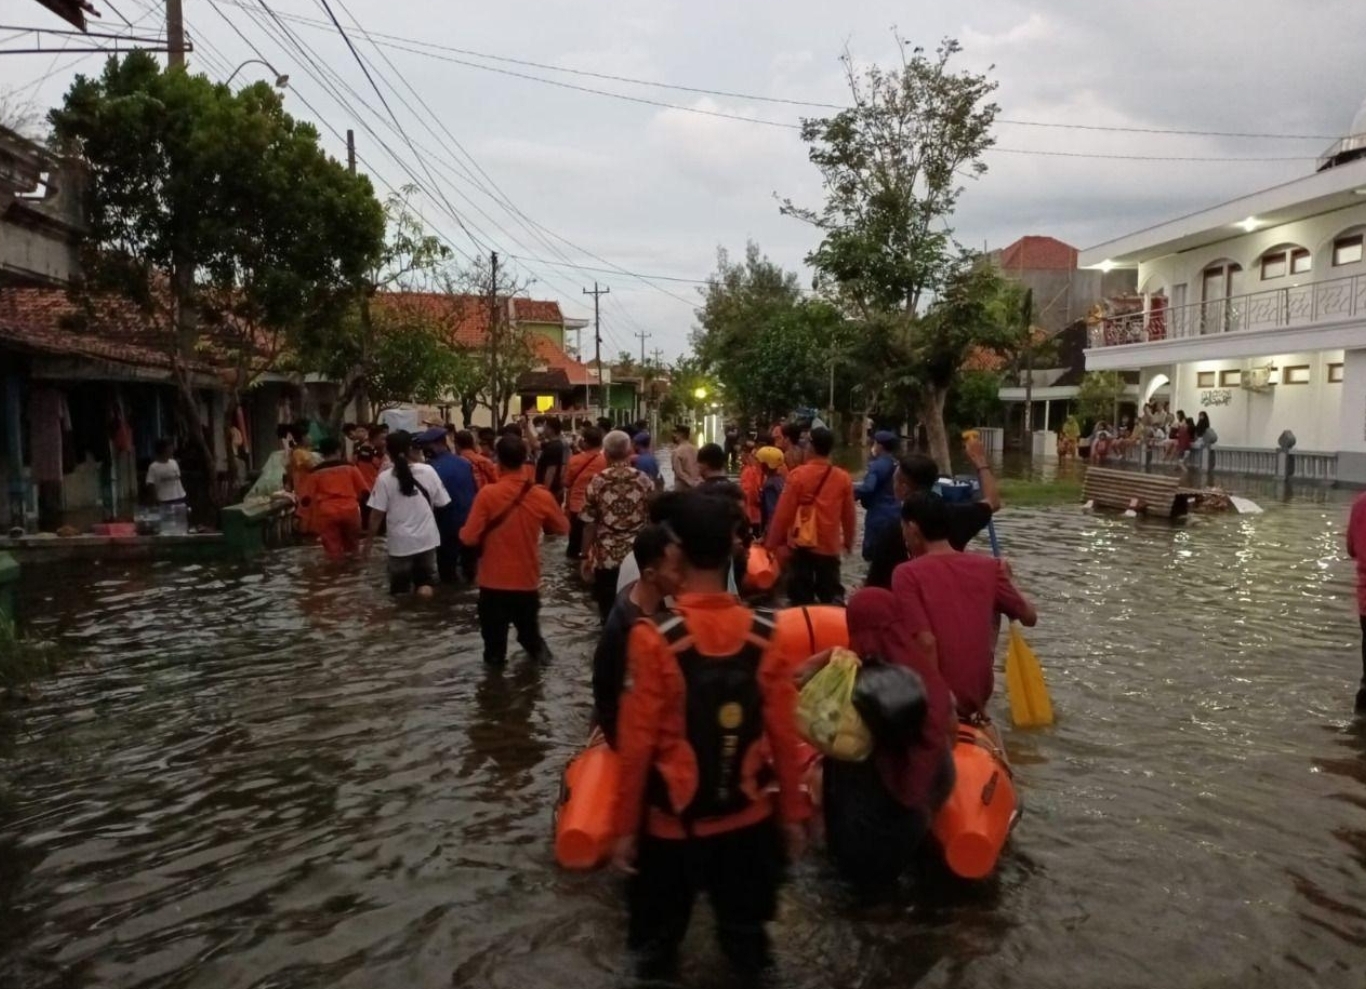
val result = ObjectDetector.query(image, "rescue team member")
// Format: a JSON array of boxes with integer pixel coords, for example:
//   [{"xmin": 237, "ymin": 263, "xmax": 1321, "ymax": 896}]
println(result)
[
  {"xmin": 1348, "ymin": 489, "xmax": 1366, "ymax": 713},
  {"xmin": 894, "ymin": 493, "xmax": 1037, "ymax": 722},
  {"xmin": 500, "ymin": 424, "xmax": 537, "ymax": 483},
  {"xmin": 863, "ymin": 434, "xmax": 1002, "ymax": 590},
  {"xmin": 764, "ymin": 426, "xmax": 855, "ymax": 606},
  {"xmin": 536, "ymin": 416, "xmax": 569, "ymax": 500},
  {"xmin": 477, "ymin": 427, "xmax": 497, "ymax": 460},
  {"xmin": 416, "ymin": 428, "xmax": 476, "ymax": 584},
  {"xmin": 564, "ymin": 426, "xmax": 607, "ymax": 561},
  {"xmin": 611, "ymin": 492, "xmax": 809, "ymax": 983},
  {"xmin": 455, "ymin": 429, "xmax": 498, "ymax": 489},
  {"xmin": 697, "ymin": 442, "xmax": 750, "ymax": 590},
  {"xmin": 459, "ymin": 436, "xmax": 569, "ymax": 666},
  {"xmin": 592, "ymin": 522, "xmax": 681, "ymax": 746},
  {"xmin": 755, "ymin": 446, "xmax": 785, "ymax": 539},
  {"xmin": 301, "ymin": 437, "xmax": 371, "ymax": 561},
  {"xmin": 855, "ymin": 430, "xmax": 901, "ymax": 564},
  {"xmin": 778, "ymin": 421, "xmax": 807, "ymax": 472},
  {"xmin": 364, "ymin": 431, "xmax": 450, "ymax": 599}
]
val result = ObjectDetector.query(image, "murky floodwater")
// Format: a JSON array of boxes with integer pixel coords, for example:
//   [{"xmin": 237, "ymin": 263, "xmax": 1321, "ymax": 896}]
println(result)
[{"xmin": 2, "ymin": 483, "xmax": 1365, "ymax": 989}]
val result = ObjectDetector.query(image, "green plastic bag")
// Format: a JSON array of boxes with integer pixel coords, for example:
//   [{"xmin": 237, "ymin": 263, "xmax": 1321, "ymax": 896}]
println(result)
[{"xmin": 797, "ymin": 648, "xmax": 872, "ymax": 762}]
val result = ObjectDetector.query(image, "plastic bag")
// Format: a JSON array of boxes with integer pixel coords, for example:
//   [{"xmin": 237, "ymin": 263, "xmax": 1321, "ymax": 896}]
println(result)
[
  {"xmin": 852, "ymin": 660, "xmax": 927, "ymax": 748},
  {"xmin": 797, "ymin": 648, "xmax": 872, "ymax": 762}
]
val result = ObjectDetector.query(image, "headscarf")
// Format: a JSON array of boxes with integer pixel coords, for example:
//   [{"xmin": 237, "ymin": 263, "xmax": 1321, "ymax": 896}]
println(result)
[{"xmin": 847, "ymin": 588, "xmax": 954, "ymax": 811}]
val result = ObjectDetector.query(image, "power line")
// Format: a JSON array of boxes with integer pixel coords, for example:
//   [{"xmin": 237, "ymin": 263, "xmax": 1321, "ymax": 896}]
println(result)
[{"xmin": 211, "ymin": 0, "xmax": 1341, "ymax": 143}]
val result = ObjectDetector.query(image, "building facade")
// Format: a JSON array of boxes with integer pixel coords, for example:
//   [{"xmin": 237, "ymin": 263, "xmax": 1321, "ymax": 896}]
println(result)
[{"xmin": 1081, "ymin": 102, "xmax": 1366, "ymax": 484}]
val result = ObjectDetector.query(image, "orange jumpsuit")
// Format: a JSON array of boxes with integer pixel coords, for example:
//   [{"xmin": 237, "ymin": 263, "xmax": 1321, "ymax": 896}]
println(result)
[{"xmin": 305, "ymin": 460, "xmax": 371, "ymax": 559}]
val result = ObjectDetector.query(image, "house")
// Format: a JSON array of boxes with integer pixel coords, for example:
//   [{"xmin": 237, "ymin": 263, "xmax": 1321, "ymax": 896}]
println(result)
[
  {"xmin": 0, "ymin": 288, "xmax": 229, "ymax": 530},
  {"xmin": 990, "ymin": 235, "xmax": 1136, "ymax": 336},
  {"xmin": 371, "ymin": 291, "xmax": 595, "ymax": 426},
  {"xmin": 1, "ymin": 125, "xmax": 85, "ymax": 290},
  {"xmin": 1080, "ymin": 97, "xmax": 1366, "ymax": 484}
]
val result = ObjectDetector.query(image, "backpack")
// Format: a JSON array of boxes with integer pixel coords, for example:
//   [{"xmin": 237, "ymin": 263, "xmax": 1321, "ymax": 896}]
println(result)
[
  {"xmin": 649, "ymin": 609, "xmax": 777, "ymax": 826},
  {"xmin": 791, "ymin": 467, "xmax": 833, "ymax": 549}
]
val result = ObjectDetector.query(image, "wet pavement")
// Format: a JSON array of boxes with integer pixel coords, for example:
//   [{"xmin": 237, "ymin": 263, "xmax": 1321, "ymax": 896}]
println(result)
[{"xmin": 2, "ymin": 486, "xmax": 1365, "ymax": 988}]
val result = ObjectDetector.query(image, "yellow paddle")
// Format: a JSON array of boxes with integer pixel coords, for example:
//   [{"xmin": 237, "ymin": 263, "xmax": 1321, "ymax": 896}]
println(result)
[{"xmin": 988, "ymin": 520, "xmax": 1054, "ymax": 728}]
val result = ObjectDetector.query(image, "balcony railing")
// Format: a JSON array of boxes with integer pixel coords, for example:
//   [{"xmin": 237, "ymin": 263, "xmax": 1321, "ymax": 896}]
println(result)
[{"xmin": 1088, "ymin": 271, "xmax": 1366, "ymax": 348}]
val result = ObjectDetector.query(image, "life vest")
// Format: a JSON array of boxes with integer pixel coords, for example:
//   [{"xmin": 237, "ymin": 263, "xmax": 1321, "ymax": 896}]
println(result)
[{"xmin": 649, "ymin": 608, "xmax": 778, "ymax": 827}]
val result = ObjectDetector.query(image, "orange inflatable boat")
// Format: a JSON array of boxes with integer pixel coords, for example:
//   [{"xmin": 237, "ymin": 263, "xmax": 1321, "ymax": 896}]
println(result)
[
  {"xmin": 774, "ymin": 605, "xmax": 849, "ymax": 667},
  {"xmin": 743, "ymin": 544, "xmax": 780, "ymax": 593},
  {"xmin": 932, "ymin": 723, "xmax": 1019, "ymax": 880},
  {"xmin": 554, "ymin": 742, "xmax": 620, "ymax": 870}
]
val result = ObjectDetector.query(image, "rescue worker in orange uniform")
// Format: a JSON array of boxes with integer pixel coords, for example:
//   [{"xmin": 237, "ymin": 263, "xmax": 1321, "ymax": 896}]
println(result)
[
  {"xmin": 612, "ymin": 491, "xmax": 809, "ymax": 983},
  {"xmin": 764, "ymin": 426, "xmax": 856, "ymax": 605},
  {"xmin": 302, "ymin": 436, "xmax": 371, "ymax": 560},
  {"xmin": 455, "ymin": 429, "xmax": 498, "ymax": 489},
  {"xmin": 563, "ymin": 425, "xmax": 607, "ymax": 560},
  {"xmin": 738, "ymin": 441, "xmax": 763, "ymax": 532}
]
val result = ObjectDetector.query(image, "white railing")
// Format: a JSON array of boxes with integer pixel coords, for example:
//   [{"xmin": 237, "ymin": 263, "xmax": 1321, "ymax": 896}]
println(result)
[
  {"xmin": 1088, "ymin": 272, "xmax": 1366, "ymax": 347},
  {"xmin": 1094, "ymin": 442, "xmax": 1337, "ymax": 481}
]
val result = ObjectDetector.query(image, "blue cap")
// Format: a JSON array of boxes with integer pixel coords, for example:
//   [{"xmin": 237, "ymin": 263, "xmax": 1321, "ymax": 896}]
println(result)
[
  {"xmin": 633, "ymin": 431, "xmax": 651, "ymax": 447},
  {"xmin": 414, "ymin": 427, "xmax": 448, "ymax": 445},
  {"xmin": 873, "ymin": 430, "xmax": 900, "ymax": 449}
]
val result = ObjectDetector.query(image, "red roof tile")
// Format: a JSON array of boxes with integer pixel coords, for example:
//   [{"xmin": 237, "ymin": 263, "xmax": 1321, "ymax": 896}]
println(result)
[
  {"xmin": 998, "ymin": 235, "xmax": 1079, "ymax": 272},
  {"xmin": 0, "ymin": 287, "xmax": 186, "ymax": 370}
]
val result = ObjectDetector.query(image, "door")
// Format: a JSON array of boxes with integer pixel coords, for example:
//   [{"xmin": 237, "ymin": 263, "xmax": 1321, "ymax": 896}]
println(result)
[
  {"xmin": 1201, "ymin": 264, "xmax": 1240, "ymax": 334},
  {"xmin": 1171, "ymin": 283, "xmax": 1188, "ymax": 337}
]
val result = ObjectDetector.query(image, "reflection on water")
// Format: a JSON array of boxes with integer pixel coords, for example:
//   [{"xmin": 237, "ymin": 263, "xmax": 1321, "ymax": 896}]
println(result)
[{"xmin": 2, "ymin": 489, "xmax": 1365, "ymax": 988}]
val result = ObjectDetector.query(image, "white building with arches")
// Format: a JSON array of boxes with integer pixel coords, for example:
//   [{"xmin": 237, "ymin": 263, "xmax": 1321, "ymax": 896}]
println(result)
[{"xmin": 1081, "ymin": 100, "xmax": 1366, "ymax": 484}]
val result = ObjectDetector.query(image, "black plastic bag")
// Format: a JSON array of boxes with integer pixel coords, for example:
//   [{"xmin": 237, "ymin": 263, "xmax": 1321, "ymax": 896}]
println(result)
[{"xmin": 852, "ymin": 658, "xmax": 927, "ymax": 748}]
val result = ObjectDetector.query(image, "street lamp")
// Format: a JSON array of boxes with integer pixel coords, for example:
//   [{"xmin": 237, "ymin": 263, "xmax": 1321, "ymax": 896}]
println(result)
[
  {"xmin": 693, "ymin": 386, "xmax": 708, "ymax": 401},
  {"xmin": 226, "ymin": 59, "xmax": 289, "ymax": 88}
]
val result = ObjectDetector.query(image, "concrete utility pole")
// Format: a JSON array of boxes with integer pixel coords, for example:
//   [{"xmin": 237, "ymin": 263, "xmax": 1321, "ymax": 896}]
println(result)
[
  {"xmin": 1021, "ymin": 288, "xmax": 1035, "ymax": 450},
  {"xmin": 346, "ymin": 129, "xmax": 356, "ymax": 175},
  {"xmin": 166, "ymin": 0, "xmax": 185, "ymax": 68},
  {"xmin": 635, "ymin": 328, "xmax": 651, "ymax": 364},
  {"xmin": 583, "ymin": 282, "xmax": 610, "ymax": 416}
]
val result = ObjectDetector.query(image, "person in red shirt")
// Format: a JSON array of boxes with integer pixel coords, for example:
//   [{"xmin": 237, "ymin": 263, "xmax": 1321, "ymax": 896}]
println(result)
[
  {"xmin": 738, "ymin": 441, "xmax": 763, "ymax": 530},
  {"xmin": 454, "ymin": 429, "xmax": 498, "ymax": 489},
  {"xmin": 458, "ymin": 436, "xmax": 569, "ymax": 666},
  {"xmin": 893, "ymin": 493, "xmax": 1037, "ymax": 721},
  {"xmin": 303, "ymin": 437, "xmax": 371, "ymax": 560},
  {"xmin": 1348, "ymin": 491, "xmax": 1366, "ymax": 713},
  {"xmin": 764, "ymin": 426, "xmax": 856, "ymax": 605},
  {"xmin": 612, "ymin": 492, "xmax": 809, "ymax": 983},
  {"xmin": 563, "ymin": 425, "xmax": 607, "ymax": 560}
]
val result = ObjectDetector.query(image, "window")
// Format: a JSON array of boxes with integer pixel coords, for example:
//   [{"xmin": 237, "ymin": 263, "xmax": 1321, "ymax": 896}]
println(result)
[
  {"xmin": 1220, "ymin": 369, "xmax": 1242, "ymax": 387},
  {"xmin": 1333, "ymin": 235, "xmax": 1364, "ymax": 267},
  {"xmin": 1261, "ymin": 248, "xmax": 1311, "ymax": 280},
  {"xmin": 1328, "ymin": 363, "xmax": 1345, "ymax": 383},
  {"xmin": 1282, "ymin": 365, "xmax": 1311, "ymax": 384},
  {"xmin": 1197, "ymin": 370, "xmax": 1217, "ymax": 388}
]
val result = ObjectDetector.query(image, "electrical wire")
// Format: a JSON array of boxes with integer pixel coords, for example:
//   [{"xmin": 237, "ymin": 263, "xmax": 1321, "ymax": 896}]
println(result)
[{"xmin": 210, "ymin": 0, "xmax": 1344, "ymax": 143}]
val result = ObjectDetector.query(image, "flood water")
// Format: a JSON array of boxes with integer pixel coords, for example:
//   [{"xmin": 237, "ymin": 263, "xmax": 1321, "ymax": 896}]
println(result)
[{"xmin": 2, "ymin": 485, "xmax": 1365, "ymax": 988}]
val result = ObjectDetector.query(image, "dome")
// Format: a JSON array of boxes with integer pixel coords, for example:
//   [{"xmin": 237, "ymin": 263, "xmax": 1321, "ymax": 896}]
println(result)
[{"xmin": 1317, "ymin": 95, "xmax": 1366, "ymax": 171}]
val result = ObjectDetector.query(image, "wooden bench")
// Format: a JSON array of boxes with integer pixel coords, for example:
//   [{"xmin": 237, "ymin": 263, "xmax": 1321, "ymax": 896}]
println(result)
[{"xmin": 1082, "ymin": 466, "xmax": 1189, "ymax": 519}]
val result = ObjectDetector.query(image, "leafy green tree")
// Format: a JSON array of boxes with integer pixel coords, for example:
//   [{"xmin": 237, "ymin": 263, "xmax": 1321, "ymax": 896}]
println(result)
[
  {"xmin": 946, "ymin": 370, "xmax": 1004, "ymax": 432},
  {"xmin": 1075, "ymin": 371, "xmax": 1126, "ymax": 427},
  {"xmin": 781, "ymin": 38, "xmax": 999, "ymax": 466},
  {"xmin": 50, "ymin": 53, "xmax": 384, "ymax": 498}
]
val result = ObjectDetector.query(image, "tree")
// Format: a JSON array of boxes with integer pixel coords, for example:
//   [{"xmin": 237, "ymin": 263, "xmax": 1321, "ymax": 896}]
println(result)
[
  {"xmin": 50, "ymin": 53, "xmax": 384, "ymax": 501},
  {"xmin": 1075, "ymin": 371, "xmax": 1126, "ymax": 427},
  {"xmin": 292, "ymin": 187, "xmax": 451, "ymax": 432},
  {"xmin": 1, "ymin": 88, "xmax": 42, "ymax": 138},
  {"xmin": 781, "ymin": 37, "xmax": 999, "ymax": 465},
  {"xmin": 445, "ymin": 257, "xmax": 536, "ymax": 425}
]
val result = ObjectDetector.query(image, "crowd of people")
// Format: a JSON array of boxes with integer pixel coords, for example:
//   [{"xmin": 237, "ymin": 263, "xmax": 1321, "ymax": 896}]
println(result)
[
  {"xmin": 1075, "ymin": 402, "xmax": 1219, "ymax": 466},
  {"xmin": 278, "ymin": 411, "xmax": 1042, "ymax": 983}
]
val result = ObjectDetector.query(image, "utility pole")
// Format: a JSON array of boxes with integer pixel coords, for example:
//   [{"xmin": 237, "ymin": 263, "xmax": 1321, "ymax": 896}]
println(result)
[
  {"xmin": 489, "ymin": 252, "xmax": 500, "ymax": 423},
  {"xmin": 346, "ymin": 129, "xmax": 356, "ymax": 175},
  {"xmin": 1021, "ymin": 288, "xmax": 1035, "ymax": 451},
  {"xmin": 634, "ymin": 328, "xmax": 651, "ymax": 364},
  {"xmin": 583, "ymin": 282, "xmax": 610, "ymax": 417},
  {"xmin": 166, "ymin": 0, "xmax": 185, "ymax": 68}
]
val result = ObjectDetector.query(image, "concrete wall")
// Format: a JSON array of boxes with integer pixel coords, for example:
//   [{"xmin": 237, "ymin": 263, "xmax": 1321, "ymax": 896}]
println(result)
[
  {"xmin": 1338, "ymin": 348, "xmax": 1366, "ymax": 484},
  {"xmin": 1161, "ymin": 350, "xmax": 1346, "ymax": 450},
  {"xmin": 1135, "ymin": 203, "xmax": 1366, "ymax": 301}
]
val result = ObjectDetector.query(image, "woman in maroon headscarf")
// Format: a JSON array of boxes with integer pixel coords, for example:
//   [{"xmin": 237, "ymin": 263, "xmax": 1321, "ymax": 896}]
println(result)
[{"xmin": 821, "ymin": 587, "xmax": 956, "ymax": 898}]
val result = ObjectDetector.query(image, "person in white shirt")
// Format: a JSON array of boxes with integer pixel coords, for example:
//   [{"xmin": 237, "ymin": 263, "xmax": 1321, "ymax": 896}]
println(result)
[
  {"xmin": 145, "ymin": 439, "xmax": 187, "ymax": 503},
  {"xmin": 364, "ymin": 430, "xmax": 451, "ymax": 598}
]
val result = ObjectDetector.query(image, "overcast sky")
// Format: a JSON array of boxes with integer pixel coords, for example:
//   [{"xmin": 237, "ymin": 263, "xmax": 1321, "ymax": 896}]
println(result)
[{"xmin": 5, "ymin": 0, "xmax": 1366, "ymax": 358}]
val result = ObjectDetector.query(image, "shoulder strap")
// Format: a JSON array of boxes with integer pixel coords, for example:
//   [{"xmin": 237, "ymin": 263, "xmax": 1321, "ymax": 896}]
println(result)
[
  {"xmin": 478, "ymin": 480, "xmax": 534, "ymax": 547},
  {"xmin": 802, "ymin": 466, "xmax": 834, "ymax": 505}
]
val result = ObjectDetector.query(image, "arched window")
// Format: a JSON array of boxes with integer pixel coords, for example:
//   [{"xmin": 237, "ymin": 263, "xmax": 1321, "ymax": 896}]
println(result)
[{"xmin": 1258, "ymin": 244, "xmax": 1311, "ymax": 280}]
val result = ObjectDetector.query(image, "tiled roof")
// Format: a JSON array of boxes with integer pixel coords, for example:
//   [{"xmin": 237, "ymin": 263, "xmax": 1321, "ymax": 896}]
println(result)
[
  {"xmin": 0, "ymin": 287, "xmax": 185, "ymax": 370},
  {"xmin": 372, "ymin": 290, "xmax": 589, "ymax": 387},
  {"xmin": 998, "ymin": 235, "xmax": 1079, "ymax": 272}
]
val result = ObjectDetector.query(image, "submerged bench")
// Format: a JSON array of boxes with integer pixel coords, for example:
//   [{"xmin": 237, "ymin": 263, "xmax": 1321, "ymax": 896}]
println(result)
[{"xmin": 1082, "ymin": 466, "xmax": 1190, "ymax": 519}]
